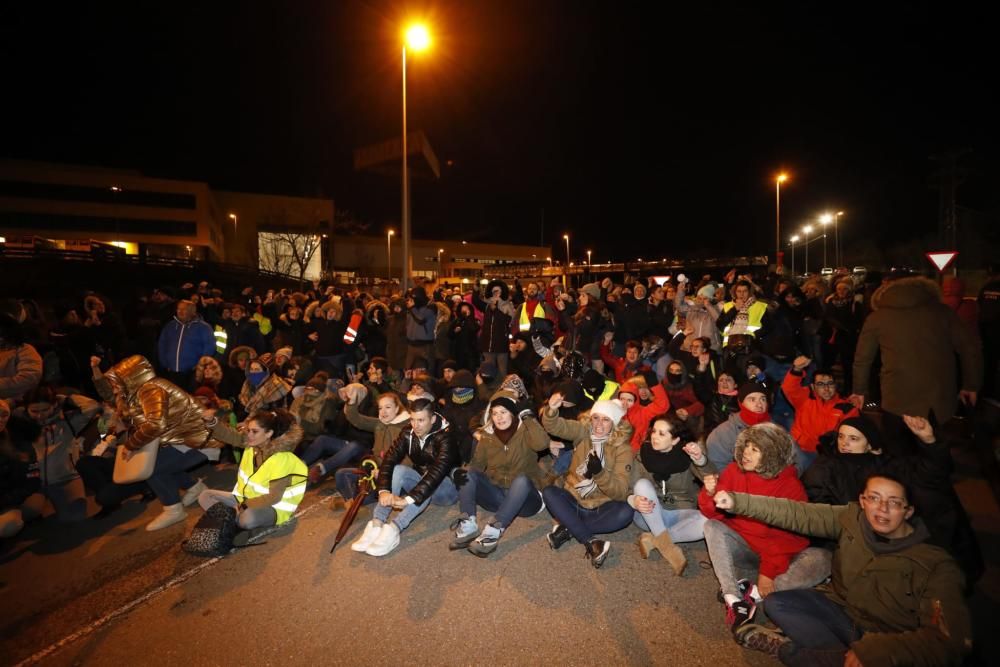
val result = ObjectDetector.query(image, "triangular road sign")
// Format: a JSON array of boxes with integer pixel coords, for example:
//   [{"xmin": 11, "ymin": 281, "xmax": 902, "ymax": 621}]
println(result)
[{"xmin": 925, "ymin": 251, "xmax": 958, "ymax": 272}]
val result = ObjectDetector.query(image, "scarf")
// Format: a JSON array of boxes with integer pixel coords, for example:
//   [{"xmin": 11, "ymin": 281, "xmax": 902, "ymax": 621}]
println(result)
[
  {"xmin": 639, "ymin": 441, "xmax": 691, "ymax": 483},
  {"xmin": 727, "ymin": 296, "xmax": 757, "ymax": 337},
  {"xmin": 494, "ymin": 422, "xmax": 517, "ymax": 445},
  {"xmin": 739, "ymin": 405, "xmax": 771, "ymax": 426}
]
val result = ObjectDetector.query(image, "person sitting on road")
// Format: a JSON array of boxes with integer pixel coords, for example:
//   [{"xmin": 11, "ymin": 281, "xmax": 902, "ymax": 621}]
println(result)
[
  {"xmin": 199, "ymin": 408, "xmax": 307, "ymax": 536},
  {"xmin": 661, "ymin": 359, "xmax": 706, "ymax": 437},
  {"xmin": 699, "ymin": 423, "xmax": 832, "ymax": 637},
  {"xmin": 714, "ymin": 473, "xmax": 972, "ymax": 666},
  {"xmin": 599, "ymin": 333, "xmax": 651, "ymax": 384},
  {"xmin": 351, "ymin": 398, "xmax": 459, "ymax": 557},
  {"xmin": 781, "ymin": 355, "xmax": 856, "ymax": 469},
  {"xmin": 0, "ymin": 399, "xmax": 41, "ymax": 537},
  {"xmin": 628, "ymin": 413, "xmax": 715, "ymax": 575},
  {"xmin": 448, "ymin": 390, "xmax": 549, "ymax": 557},
  {"xmin": 706, "ymin": 382, "xmax": 771, "ymax": 472},
  {"xmin": 541, "ymin": 395, "xmax": 634, "ymax": 569},
  {"xmin": 335, "ymin": 385, "xmax": 410, "ymax": 506},
  {"xmin": 704, "ymin": 372, "xmax": 740, "ymax": 433},
  {"xmin": 617, "ymin": 371, "xmax": 670, "ymax": 453}
]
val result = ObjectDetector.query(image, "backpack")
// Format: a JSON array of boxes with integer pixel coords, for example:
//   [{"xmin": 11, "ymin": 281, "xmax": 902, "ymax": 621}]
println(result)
[{"xmin": 182, "ymin": 502, "xmax": 239, "ymax": 557}]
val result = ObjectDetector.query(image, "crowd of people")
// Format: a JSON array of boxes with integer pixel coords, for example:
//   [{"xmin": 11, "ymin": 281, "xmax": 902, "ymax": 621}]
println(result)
[{"xmin": 2, "ymin": 261, "xmax": 998, "ymax": 665}]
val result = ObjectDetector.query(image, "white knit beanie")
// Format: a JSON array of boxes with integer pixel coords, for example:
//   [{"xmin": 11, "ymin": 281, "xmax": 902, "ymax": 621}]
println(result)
[{"xmin": 591, "ymin": 399, "xmax": 626, "ymax": 427}]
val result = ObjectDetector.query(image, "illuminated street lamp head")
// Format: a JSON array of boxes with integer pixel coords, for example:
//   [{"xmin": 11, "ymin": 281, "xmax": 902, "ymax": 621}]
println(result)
[
  {"xmin": 563, "ymin": 234, "xmax": 569, "ymax": 240},
  {"xmin": 404, "ymin": 24, "xmax": 431, "ymax": 52},
  {"xmin": 388, "ymin": 229, "xmax": 395, "ymax": 236},
  {"xmin": 776, "ymin": 173, "xmax": 789, "ymax": 184},
  {"xmin": 819, "ymin": 213, "xmax": 833, "ymax": 224},
  {"xmin": 791, "ymin": 235, "xmax": 800, "ymax": 243},
  {"xmin": 803, "ymin": 225, "xmax": 814, "ymax": 234},
  {"xmin": 228, "ymin": 213, "xmax": 236, "ymax": 220}
]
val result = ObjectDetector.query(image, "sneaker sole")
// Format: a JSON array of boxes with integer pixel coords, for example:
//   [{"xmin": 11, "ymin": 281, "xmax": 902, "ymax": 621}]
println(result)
[
  {"xmin": 448, "ymin": 535, "xmax": 478, "ymax": 551},
  {"xmin": 467, "ymin": 541, "xmax": 498, "ymax": 558},
  {"xmin": 365, "ymin": 537, "xmax": 400, "ymax": 557}
]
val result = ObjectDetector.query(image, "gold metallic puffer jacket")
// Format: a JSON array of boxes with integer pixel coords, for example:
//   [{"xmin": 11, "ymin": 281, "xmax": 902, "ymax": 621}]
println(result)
[{"xmin": 105, "ymin": 355, "xmax": 215, "ymax": 451}]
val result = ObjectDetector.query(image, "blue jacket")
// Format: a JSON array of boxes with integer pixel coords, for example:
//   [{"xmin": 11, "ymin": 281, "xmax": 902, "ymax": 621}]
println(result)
[
  {"xmin": 405, "ymin": 305, "xmax": 437, "ymax": 343},
  {"xmin": 158, "ymin": 316, "xmax": 216, "ymax": 373}
]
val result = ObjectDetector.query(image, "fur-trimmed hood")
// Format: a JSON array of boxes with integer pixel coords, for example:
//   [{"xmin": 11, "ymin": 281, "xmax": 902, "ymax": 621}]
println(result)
[
  {"xmin": 257, "ymin": 422, "xmax": 303, "ymax": 460},
  {"xmin": 365, "ymin": 299, "xmax": 389, "ymax": 327},
  {"xmin": 733, "ymin": 422, "xmax": 796, "ymax": 478},
  {"xmin": 227, "ymin": 345, "xmax": 257, "ymax": 369},
  {"xmin": 871, "ymin": 276, "xmax": 942, "ymax": 311}
]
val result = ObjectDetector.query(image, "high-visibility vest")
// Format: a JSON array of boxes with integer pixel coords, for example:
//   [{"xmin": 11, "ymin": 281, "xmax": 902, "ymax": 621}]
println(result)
[
  {"xmin": 721, "ymin": 300, "xmax": 767, "ymax": 345},
  {"xmin": 518, "ymin": 301, "xmax": 547, "ymax": 331},
  {"xmin": 232, "ymin": 449, "xmax": 307, "ymax": 525},
  {"xmin": 584, "ymin": 379, "xmax": 620, "ymax": 403},
  {"xmin": 213, "ymin": 325, "xmax": 228, "ymax": 355}
]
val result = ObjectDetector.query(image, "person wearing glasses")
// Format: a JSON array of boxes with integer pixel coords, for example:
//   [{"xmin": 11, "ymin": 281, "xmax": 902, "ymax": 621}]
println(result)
[
  {"xmin": 781, "ymin": 355, "xmax": 857, "ymax": 471},
  {"xmin": 713, "ymin": 472, "xmax": 971, "ymax": 666}
]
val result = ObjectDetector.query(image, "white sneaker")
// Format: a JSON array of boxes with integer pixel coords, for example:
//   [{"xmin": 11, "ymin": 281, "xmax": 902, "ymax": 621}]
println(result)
[
  {"xmin": 365, "ymin": 522, "xmax": 401, "ymax": 557},
  {"xmin": 145, "ymin": 503, "xmax": 186, "ymax": 531},
  {"xmin": 350, "ymin": 521, "xmax": 382, "ymax": 552},
  {"xmin": 181, "ymin": 480, "xmax": 207, "ymax": 507}
]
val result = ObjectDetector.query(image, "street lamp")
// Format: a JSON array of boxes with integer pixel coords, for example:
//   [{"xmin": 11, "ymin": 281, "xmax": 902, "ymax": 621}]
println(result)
[
  {"xmin": 228, "ymin": 212, "xmax": 237, "ymax": 233},
  {"xmin": 835, "ymin": 211, "xmax": 844, "ymax": 268},
  {"xmin": 547, "ymin": 256, "xmax": 552, "ymax": 267},
  {"xmin": 401, "ymin": 22, "xmax": 431, "ymax": 290},
  {"xmin": 790, "ymin": 235, "xmax": 800, "ymax": 276},
  {"xmin": 387, "ymin": 229, "xmax": 395, "ymax": 282},
  {"xmin": 775, "ymin": 173, "xmax": 789, "ymax": 268},
  {"xmin": 819, "ymin": 213, "xmax": 833, "ymax": 269},
  {"xmin": 437, "ymin": 247, "xmax": 444, "ymax": 279},
  {"xmin": 803, "ymin": 225, "xmax": 814, "ymax": 275},
  {"xmin": 587, "ymin": 249, "xmax": 592, "ymax": 278}
]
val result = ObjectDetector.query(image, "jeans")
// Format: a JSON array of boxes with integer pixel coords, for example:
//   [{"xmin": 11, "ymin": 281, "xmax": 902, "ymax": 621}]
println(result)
[
  {"xmin": 459, "ymin": 470, "xmax": 543, "ymax": 528},
  {"xmin": 765, "ymin": 589, "xmax": 863, "ymax": 667},
  {"xmin": 542, "ymin": 485, "xmax": 633, "ymax": 543},
  {"xmin": 335, "ymin": 468, "xmax": 377, "ymax": 506},
  {"xmin": 197, "ymin": 489, "xmax": 277, "ymax": 529},
  {"xmin": 372, "ymin": 464, "xmax": 458, "ymax": 531},
  {"xmin": 552, "ymin": 447, "xmax": 574, "ymax": 475},
  {"xmin": 702, "ymin": 519, "xmax": 832, "ymax": 598},
  {"xmin": 631, "ymin": 478, "xmax": 707, "ymax": 543},
  {"xmin": 146, "ymin": 446, "xmax": 208, "ymax": 506},
  {"xmin": 76, "ymin": 455, "xmax": 148, "ymax": 508},
  {"xmin": 18, "ymin": 478, "xmax": 88, "ymax": 523},
  {"xmin": 302, "ymin": 435, "xmax": 367, "ymax": 473}
]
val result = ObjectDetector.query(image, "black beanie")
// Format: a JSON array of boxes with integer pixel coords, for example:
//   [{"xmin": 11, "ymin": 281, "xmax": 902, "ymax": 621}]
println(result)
[
  {"xmin": 737, "ymin": 381, "xmax": 768, "ymax": 404},
  {"xmin": 490, "ymin": 395, "xmax": 518, "ymax": 416},
  {"xmin": 838, "ymin": 415, "xmax": 883, "ymax": 451}
]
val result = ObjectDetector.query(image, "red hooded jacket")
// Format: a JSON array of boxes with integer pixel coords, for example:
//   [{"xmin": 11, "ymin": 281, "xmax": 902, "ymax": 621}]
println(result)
[
  {"xmin": 781, "ymin": 369, "xmax": 856, "ymax": 452},
  {"xmin": 699, "ymin": 464, "xmax": 809, "ymax": 579}
]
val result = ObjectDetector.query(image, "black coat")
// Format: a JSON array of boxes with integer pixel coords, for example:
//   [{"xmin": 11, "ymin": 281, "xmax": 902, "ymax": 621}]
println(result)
[{"xmin": 376, "ymin": 413, "xmax": 458, "ymax": 505}]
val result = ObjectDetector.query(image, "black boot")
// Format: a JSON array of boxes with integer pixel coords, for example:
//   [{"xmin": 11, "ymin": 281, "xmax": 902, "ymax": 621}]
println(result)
[
  {"xmin": 546, "ymin": 524, "xmax": 572, "ymax": 550},
  {"xmin": 585, "ymin": 539, "xmax": 610, "ymax": 568}
]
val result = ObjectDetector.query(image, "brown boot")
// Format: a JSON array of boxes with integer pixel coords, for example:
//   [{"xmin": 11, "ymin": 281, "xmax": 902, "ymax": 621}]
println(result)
[
  {"xmin": 637, "ymin": 532, "xmax": 656, "ymax": 559},
  {"xmin": 653, "ymin": 531, "xmax": 687, "ymax": 576}
]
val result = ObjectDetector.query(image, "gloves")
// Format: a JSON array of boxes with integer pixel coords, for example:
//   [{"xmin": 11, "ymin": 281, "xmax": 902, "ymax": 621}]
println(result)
[
  {"xmin": 519, "ymin": 408, "xmax": 536, "ymax": 421},
  {"xmin": 640, "ymin": 369, "xmax": 659, "ymax": 388},
  {"xmin": 453, "ymin": 468, "xmax": 469, "ymax": 488},
  {"xmin": 585, "ymin": 452, "xmax": 603, "ymax": 478}
]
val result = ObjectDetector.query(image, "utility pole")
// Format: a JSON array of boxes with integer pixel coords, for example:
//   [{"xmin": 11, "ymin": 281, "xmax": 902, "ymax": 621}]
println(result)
[{"xmin": 929, "ymin": 148, "xmax": 970, "ymax": 264}]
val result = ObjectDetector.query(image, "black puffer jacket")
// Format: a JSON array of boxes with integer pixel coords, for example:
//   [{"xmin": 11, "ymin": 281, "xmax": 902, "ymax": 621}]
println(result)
[{"xmin": 376, "ymin": 412, "xmax": 458, "ymax": 505}]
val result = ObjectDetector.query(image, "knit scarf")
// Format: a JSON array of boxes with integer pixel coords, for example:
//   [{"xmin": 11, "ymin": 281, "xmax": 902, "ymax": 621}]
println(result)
[
  {"xmin": 639, "ymin": 441, "xmax": 690, "ymax": 483},
  {"xmin": 739, "ymin": 405, "xmax": 771, "ymax": 426},
  {"xmin": 494, "ymin": 422, "xmax": 517, "ymax": 445},
  {"xmin": 727, "ymin": 297, "xmax": 756, "ymax": 337},
  {"xmin": 574, "ymin": 439, "xmax": 606, "ymax": 498}
]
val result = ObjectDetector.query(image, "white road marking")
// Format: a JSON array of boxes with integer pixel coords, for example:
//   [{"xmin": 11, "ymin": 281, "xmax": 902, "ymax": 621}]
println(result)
[{"xmin": 15, "ymin": 495, "xmax": 338, "ymax": 666}]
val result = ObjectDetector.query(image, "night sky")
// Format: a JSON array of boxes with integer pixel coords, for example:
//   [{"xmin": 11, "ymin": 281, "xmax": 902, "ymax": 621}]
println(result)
[{"xmin": 2, "ymin": 1, "xmax": 996, "ymax": 262}]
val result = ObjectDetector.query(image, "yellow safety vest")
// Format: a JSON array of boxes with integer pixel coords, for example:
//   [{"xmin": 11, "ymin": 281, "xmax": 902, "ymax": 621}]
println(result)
[
  {"xmin": 232, "ymin": 449, "xmax": 307, "ymax": 524},
  {"xmin": 585, "ymin": 379, "xmax": 620, "ymax": 403},
  {"xmin": 518, "ymin": 301, "xmax": 547, "ymax": 332},
  {"xmin": 214, "ymin": 325, "xmax": 228, "ymax": 355},
  {"xmin": 721, "ymin": 300, "xmax": 767, "ymax": 345}
]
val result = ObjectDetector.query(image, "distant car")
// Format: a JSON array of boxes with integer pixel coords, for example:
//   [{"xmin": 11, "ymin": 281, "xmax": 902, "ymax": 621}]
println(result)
[
  {"xmin": 820, "ymin": 267, "xmax": 834, "ymax": 276},
  {"xmin": 852, "ymin": 266, "xmax": 867, "ymax": 275}
]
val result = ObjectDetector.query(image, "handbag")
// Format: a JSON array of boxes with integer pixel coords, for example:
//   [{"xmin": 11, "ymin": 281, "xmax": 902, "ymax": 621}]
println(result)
[
  {"xmin": 113, "ymin": 437, "xmax": 160, "ymax": 484},
  {"xmin": 183, "ymin": 502, "xmax": 239, "ymax": 557}
]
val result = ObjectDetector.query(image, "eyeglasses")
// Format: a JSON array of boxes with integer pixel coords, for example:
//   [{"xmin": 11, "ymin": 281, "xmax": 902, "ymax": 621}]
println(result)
[
  {"xmin": 813, "ymin": 381, "xmax": 836, "ymax": 388},
  {"xmin": 860, "ymin": 494, "xmax": 907, "ymax": 511}
]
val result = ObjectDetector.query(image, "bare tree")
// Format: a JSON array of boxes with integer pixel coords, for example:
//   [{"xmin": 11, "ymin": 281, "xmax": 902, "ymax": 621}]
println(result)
[{"xmin": 258, "ymin": 231, "xmax": 323, "ymax": 287}]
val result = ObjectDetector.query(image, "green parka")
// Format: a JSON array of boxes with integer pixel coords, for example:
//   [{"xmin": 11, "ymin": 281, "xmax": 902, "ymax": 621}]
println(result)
[
  {"xmin": 729, "ymin": 493, "xmax": 971, "ymax": 667},
  {"xmin": 469, "ymin": 391, "xmax": 550, "ymax": 488}
]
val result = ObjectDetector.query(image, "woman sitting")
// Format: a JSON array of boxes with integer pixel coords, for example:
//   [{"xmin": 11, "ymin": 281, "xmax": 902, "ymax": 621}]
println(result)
[
  {"xmin": 541, "ymin": 395, "xmax": 634, "ymax": 569},
  {"xmin": 335, "ymin": 385, "xmax": 409, "ymax": 505},
  {"xmin": 700, "ymin": 423, "xmax": 831, "ymax": 635},
  {"xmin": 199, "ymin": 408, "xmax": 307, "ymax": 534},
  {"xmin": 449, "ymin": 390, "xmax": 549, "ymax": 557},
  {"xmin": 628, "ymin": 413, "xmax": 714, "ymax": 575}
]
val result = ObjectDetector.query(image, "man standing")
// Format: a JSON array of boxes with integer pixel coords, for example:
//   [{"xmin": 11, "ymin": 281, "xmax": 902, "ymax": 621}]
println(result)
[{"xmin": 157, "ymin": 300, "xmax": 215, "ymax": 388}]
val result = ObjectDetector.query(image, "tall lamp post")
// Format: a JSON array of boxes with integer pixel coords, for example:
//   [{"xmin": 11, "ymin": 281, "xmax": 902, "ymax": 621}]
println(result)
[
  {"xmin": 587, "ymin": 249, "xmax": 592, "ymax": 279},
  {"xmin": 775, "ymin": 173, "xmax": 789, "ymax": 268},
  {"xmin": 819, "ymin": 213, "xmax": 833, "ymax": 269},
  {"xmin": 790, "ymin": 235, "xmax": 799, "ymax": 276},
  {"xmin": 563, "ymin": 234, "xmax": 570, "ymax": 286},
  {"xmin": 437, "ymin": 247, "xmax": 444, "ymax": 281},
  {"xmin": 387, "ymin": 229, "xmax": 395, "ymax": 283},
  {"xmin": 835, "ymin": 211, "xmax": 844, "ymax": 268},
  {"xmin": 803, "ymin": 225, "xmax": 813, "ymax": 275},
  {"xmin": 401, "ymin": 23, "xmax": 431, "ymax": 290}
]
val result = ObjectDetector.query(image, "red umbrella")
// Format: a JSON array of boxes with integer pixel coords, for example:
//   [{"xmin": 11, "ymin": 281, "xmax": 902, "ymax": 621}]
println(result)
[{"xmin": 330, "ymin": 457, "xmax": 379, "ymax": 553}]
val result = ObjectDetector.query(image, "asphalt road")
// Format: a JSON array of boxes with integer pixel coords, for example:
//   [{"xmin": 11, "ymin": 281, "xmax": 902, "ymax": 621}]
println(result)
[{"xmin": 2, "ymin": 441, "xmax": 998, "ymax": 667}]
